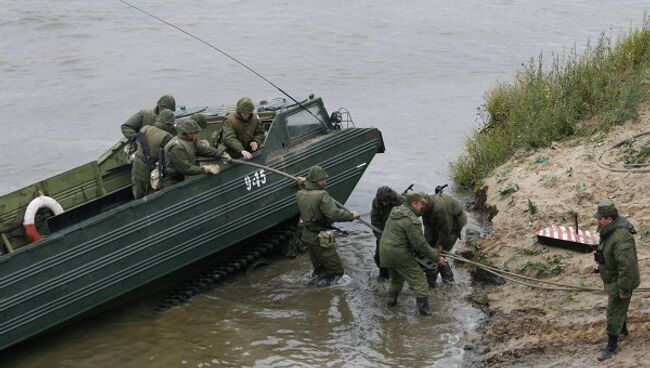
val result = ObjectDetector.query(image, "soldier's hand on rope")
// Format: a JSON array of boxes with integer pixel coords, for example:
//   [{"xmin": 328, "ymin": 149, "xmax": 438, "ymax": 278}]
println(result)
[
  {"xmin": 202, "ymin": 164, "xmax": 220, "ymax": 175},
  {"xmin": 351, "ymin": 211, "xmax": 360, "ymax": 219},
  {"xmin": 220, "ymin": 152, "xmax": 232, "ymax": 163},
  {"xmin": 241, "ymin": 150, "xmax": 253, "ymax": 160}
]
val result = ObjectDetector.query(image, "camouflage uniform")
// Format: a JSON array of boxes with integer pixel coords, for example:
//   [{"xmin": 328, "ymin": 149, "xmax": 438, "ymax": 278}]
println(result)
[
  {"xmin": 380, "ymin": 193, "xmax": 439, "ymax": 315},
  {"xmin": 370, "ymin": 186, "xmax": 403, "ymax": 278},
  {"xmin": 131, "ymin": 110, "xmax": 176, "ymax": 199},
  {"xmin": 121, "ymin": 95, "xmax": 176, "ymax": 142},
  {"xmin": 594, "ymin": 201, "xmax": 640, "ymax": 360},
  {"xmin": 296, "ymin": 166, "xmax": 356, "ymax": 284},
  {"xmin": 221, "ymin": 97, "xmax": 265, "ymax": 158},
  {"xmin": 163, "ymin": 119, "xmax": 222, "ymax": 185},
  {"xmin": 422, "ymin": 193, "xmax": 467, "ymax": 285}
]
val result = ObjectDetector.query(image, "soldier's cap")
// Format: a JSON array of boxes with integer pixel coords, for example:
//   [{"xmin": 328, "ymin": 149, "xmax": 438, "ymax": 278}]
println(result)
[
  {"xmin": 156, "ymin": 95, "xmax": 176, "ymax": 113},
  {"xmin": 236, "ymin": 97, "xmax": 255, "ymax": 114},
  {"xmin": 189, "ymin": 113, "xmax": 207, "ymax": 129},
  {"xmin": 179, "ymin": 118, "xmax": 202, "ymax": 135},
  {"xmin": 593, "ymin": 200, "xmax": 618, "ymax": 219},
  {"xmin": 405, "ymin": 191, "xmax": 427, "ymax": 204},
  {"xmin": 156, "ymin": 109, "xmax": 175, "ymax": 125},
  {"xmin": 306, "ymin": 165, "xmax": 328, "ymax": 181}
]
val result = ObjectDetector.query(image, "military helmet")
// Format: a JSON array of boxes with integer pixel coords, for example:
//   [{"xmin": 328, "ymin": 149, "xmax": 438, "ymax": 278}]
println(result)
[
  {"xmin": 178, "ymin": 118, "xmax": 202, "ymax": 135},
  {"xmin": 306, "ymin": 165, "xmax": 328, "ymax": 181},
  {"xmin": 376, "ymin": 186, "xmax": 399, "ymax": 204},
  {"xmin": 189, "ymin": 113, "xmax": 207, "ymax": 129},
  {"xmin": 594, "ymin": 200, "xmax": 618, "ymax": 219},
  {"xmin": 236, "ymin": 97, "xmax": 255, "ymax": 113},
  {"xmin": 156, "ymin": 95, "xmax": 176, "ymax": 114},
  {"xmin": 155, "ymin": 109, "xmax": 175, "ymax": 126}
]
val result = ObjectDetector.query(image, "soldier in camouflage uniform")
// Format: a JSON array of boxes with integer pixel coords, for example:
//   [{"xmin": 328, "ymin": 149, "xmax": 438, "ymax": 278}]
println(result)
[
  {"xmin": 131, "ymin": 110, "xmax": 176, "ymax": 199},
  {"xmin": 380, "ymin": 192, "xmax": 445, "ymax": 316},
  {"xmin": 121, "ymin": 95, "xmax": 176, "ymax": 142},
  {"xmin": 221, "ymin": 97, "xmax": 265, "ymax": 160},
  {"xmin": 593, "ymin": 201, "xmax": 640, "ymax": 361},
  {"xmin": 422, "ymin": 192, "xmax": 467, "ymax": 286},
  {"xmin": 370, "ymin": 186, "xmax": 403, "ymax": 279},
  {"xmin": 296, "ymin": 165, "xmax": 359, "ymax": 286},
  {"xmin": 162, "ymin": 119, "xmax": 228, "ymax": 186}
]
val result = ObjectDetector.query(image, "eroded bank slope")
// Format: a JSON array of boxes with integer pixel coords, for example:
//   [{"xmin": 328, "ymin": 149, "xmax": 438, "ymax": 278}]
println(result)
[{"xmin": 470, "ymin": 104, "xmax": 650, "ymax": 367}]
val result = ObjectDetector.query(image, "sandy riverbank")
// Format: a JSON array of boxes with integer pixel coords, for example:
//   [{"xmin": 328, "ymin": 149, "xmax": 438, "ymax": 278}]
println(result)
[{"xmin": 466, "ymin": 103, "xmax": 650, "ymax": 367}]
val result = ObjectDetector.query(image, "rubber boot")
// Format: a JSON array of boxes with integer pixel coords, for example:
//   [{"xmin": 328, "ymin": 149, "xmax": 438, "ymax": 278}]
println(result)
[
  {"xmin": 597, "ymin": 334, "xmax": 618, "ymax": 361},
  {"xmin": 440, "ymin": 263, "xmax": 455, "ymax": 283},
  {"xmin": 621, "ymin": 322, "xmax": 629, "ymax": 337},
  {"xmin": 416, "ymin": 297, "xmax": 431, "ymax": 316},
  {"xmin": 387, "ymin": 291, "xmax": 399, "ymax": 307}
]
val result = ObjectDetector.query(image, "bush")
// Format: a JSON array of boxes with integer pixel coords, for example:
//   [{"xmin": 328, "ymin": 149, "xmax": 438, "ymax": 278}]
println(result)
[{"xmin": 451, "ymin": 18, "xmax": 650, "ymax": 189}]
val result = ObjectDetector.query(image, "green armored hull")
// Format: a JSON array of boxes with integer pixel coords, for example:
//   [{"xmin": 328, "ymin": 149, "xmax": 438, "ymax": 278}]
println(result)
[{"xmin": 0, "ymin": 97, "xmax": 385, "ymax": 351}]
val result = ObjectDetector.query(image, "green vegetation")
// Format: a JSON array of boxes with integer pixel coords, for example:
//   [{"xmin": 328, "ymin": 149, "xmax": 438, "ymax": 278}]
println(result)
[
  {"xmin": 517, "ymin": 253, "xmax": 570, "ymax": 276},
  {"xmin": 451, "ymin": 18, "xmax": 650, "ymax": 189}
]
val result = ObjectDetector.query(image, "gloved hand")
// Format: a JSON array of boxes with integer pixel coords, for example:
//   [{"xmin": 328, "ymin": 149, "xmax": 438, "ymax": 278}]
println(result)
[
  {"xmin": 202, "ymin": 164, "xmax": 220, "ymax": 175},
  {"xmin": 220, "ymin": 151, "xmax": 232, "ymax": 162},
  {"xmin": 241, "ymin": 150, "xmax": 253, "ymax": 160},
  {"xmin": 351, "ymin": 211, "xmax": 360, "ymax": 219}
]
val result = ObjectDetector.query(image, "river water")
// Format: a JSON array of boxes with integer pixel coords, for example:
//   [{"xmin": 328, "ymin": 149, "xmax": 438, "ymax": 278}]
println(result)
[{"xmin": 1, "ymin": 1, "xmax": 648, "ymax": 367}]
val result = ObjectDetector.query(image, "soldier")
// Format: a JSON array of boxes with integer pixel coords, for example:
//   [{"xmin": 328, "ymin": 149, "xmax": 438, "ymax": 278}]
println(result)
[
  {"xmin": 422, "ymin": 192, "xmax": 467, "ymax": 286},
  {"xmin": 163, "ymin": 119, "xmax": 228, "ymax": 186},
  {"xmin": 131, "ymin": 109, "xmax": 176, "ymax": 199},
  {"xmin": 121, "ymin": 95, "xmax": 176, "ymax": 142},
  {"xmin": 221, "ymin": 97, "xmax": 265, "ymax": 160},
  {"xmin": 370, "ymin": 186, "xmax": 403, "ymax": 279},
  {"xmin": 379, "ymin": 192, "xmax": 445, "ymax": 316},
  {"xmin": 296, "ymin": 165, "xmax": 360, "ymax": 286},
  {"xmin": 593, "ymin": 201, "xmax": 640, "ymax": 361}
]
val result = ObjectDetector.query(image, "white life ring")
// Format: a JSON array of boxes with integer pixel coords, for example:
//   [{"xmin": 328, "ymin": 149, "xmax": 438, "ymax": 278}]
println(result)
[{"xmin": 23, "ymin": 196, "xmax": 64, "ymax": 243}]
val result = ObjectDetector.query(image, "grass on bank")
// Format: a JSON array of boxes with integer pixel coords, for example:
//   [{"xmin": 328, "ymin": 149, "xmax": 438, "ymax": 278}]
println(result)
[{"xmin": 451, "ymin": 18, "xmax": 650, "ymax": 190}]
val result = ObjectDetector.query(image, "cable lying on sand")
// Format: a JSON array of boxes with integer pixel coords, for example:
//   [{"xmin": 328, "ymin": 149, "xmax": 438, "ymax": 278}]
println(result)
[{"xmin": 230, "ymin": 159, "xmax": 650, "ymax": 294}]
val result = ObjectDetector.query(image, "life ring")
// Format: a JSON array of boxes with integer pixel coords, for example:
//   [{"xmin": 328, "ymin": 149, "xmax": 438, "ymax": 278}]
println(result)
[{"xmin": 23, "ymin": 196, "xmax": 64, "ymax": 243}]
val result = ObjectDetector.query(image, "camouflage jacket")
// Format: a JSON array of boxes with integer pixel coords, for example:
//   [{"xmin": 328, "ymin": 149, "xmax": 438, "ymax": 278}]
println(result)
[
  {"xmin": 598, "ymin": 216, "xmax": 640, "ymax": 294},
  {"xmin": 221, "ymin": 112, "xmax": 265, "ymax": 154},
  {"xmin": 164, "ymin": 136, "xmax": 220, "ymax": 179},
  {"xmin": 121, "ymin": 109, "xmax": 156, "ymax": 142},
  {"xmin": 379, "ymin": 203, "xmax": 439, "ymax": 268},
  {"xmin": 296, "ymin": 181, "xmax": 356, "ymax": 244},
  {"xmin": 422, "ymin": 193, "xmax": 467, "ymax": 250}
]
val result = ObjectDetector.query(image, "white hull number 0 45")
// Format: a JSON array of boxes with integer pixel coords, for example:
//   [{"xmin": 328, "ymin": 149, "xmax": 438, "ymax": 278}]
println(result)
[{"xmin": 244, "ymin": 170, "xmax": 267, "ymax": 191}]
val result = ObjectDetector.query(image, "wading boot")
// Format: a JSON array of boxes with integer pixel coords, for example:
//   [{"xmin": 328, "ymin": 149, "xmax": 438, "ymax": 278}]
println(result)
[
  {"xmin": 597, "ymin": 334, "xmax": 618, "ymax": 361},
  {"xmin": 387, "ymin": 291, "xmax": 399, "ymax": 307},
  {"xmin": 416, "ymin": 297, "xmax": 431, "ymax": 316}
]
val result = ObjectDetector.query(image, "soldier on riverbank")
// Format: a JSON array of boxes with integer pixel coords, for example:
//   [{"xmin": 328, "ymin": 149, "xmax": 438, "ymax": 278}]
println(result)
[
  {"xmin": 422, "ymin": 191, "xmax": 467, "ymax": 286},
  {"xmin": 296, "ymin": 165, "xmax": 359, "ymax": 286},
  {"xmin": 380, "ymin": 192, "xmax": 446, "ymax": 316},
  {"xmin": 593, "ymin": 201, "xmax": 640, "ymax": 361}
]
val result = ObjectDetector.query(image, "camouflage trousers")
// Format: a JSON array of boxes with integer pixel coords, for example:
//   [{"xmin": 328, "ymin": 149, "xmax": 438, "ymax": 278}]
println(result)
[
  {"xmin": 388, "ymin": 260, "xmax": 429, "ymax": 298},
  {"xmin": 131, "ymin": 158, "xmax": 152, "ymax": 199},
  {"xmin": 304, "ymin": 241, "xmax": 344, "ymax": 278},
  {"xmin": 605, "ymin": 282, "xmax": 632, "ymax": 335}
]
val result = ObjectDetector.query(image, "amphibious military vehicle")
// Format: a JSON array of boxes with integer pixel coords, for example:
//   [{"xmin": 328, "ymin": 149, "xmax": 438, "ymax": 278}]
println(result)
[{"xmin": 0, "ymin": 96, "xmax": 385, "ymax": 351}]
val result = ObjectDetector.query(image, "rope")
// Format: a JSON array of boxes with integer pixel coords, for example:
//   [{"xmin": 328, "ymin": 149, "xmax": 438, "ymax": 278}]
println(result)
[
  {"xmin": 597, "ymin": 130, "xmax": 650, "ymax": 173},
  {"xmin": 229, "ymin": 159, "xmax": 650, "ymax": 294}
]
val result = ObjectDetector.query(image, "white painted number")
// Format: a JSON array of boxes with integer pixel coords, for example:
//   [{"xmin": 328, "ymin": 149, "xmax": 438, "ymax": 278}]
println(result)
[{"xmin": 244, "ymin": 170, "xmax": 267, "ymax": 191}]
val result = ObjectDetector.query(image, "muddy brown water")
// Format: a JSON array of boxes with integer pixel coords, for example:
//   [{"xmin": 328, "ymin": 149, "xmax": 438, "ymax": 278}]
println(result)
[{"xmin": 1, "ymin": 1, "xmax": 648, "ymax": 366}]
